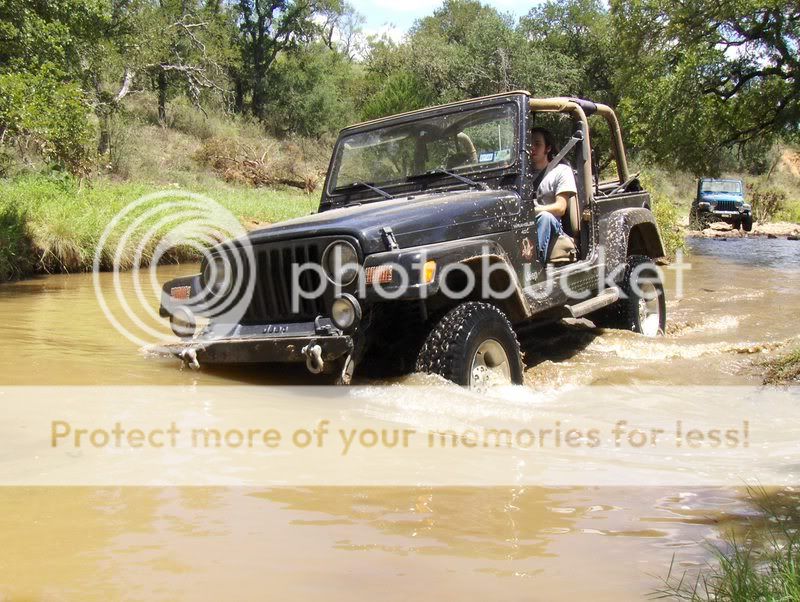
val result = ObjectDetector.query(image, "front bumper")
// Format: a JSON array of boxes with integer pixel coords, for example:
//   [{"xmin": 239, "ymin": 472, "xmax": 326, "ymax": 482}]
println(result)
[{"xmin": 161, "ymin": 320, "xmax": 353, "ymax": 365}]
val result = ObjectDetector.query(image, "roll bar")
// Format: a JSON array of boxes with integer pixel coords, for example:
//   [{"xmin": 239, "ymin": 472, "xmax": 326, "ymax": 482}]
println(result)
[{"xmin": 528, "ymin": 97, "xmax": 630, "ymax": 189}]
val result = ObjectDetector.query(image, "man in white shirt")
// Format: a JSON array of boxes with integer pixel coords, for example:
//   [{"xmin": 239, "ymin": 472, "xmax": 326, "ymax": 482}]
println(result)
[{"xmin": 529, "ymin": 127, "xmax": 578, "ymax": 263}]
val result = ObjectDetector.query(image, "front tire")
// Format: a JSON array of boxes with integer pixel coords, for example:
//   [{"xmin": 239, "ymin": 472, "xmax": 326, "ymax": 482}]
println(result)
[
  {"xmin": 415, "ymin": 302, "xmax": 524, "ymax": 387},
  {"xmin": 742, "ymin": 214, "xmax": 753, "ymax": 232}
]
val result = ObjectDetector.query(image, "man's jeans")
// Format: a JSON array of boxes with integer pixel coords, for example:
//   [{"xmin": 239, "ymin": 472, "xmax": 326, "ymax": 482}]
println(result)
[{"xmin": 535, "ymin": 211, "xmax": 564, "ymax": 263}]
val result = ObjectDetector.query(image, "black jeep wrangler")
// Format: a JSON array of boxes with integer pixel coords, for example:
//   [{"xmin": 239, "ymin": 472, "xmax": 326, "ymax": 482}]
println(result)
[{"xmin": 160, "ymin": 92, "xmax": 667, "ymax": 387}]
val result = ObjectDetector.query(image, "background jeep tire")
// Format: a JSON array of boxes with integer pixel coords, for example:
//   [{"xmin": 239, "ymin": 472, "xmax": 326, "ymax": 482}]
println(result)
[
  {"xmin": 742, "ymin": 214, "xmax": 753, "ymax": 232},
  {"xmin": 415, "ymin": 302, "xmax": 524, "ymax": 387},
  {"xmin": 589, "ymin": 255, "xmax": 666, "ymax": 336}
]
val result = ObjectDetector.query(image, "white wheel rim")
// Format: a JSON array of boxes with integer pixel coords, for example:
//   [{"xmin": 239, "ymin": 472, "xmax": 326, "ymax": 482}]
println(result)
[
  {"xmin": 470, "ymin": 339, "xmax": 512, "ymax": 389},
  {"xmin": 638, "ymin": 282, "xmax": 662, "ymax": 337}
]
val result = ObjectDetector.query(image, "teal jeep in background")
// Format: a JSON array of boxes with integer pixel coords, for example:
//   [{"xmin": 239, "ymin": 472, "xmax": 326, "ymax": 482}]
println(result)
[{"xmin": 690, "ymin": 178, "xmax": 753, "ymax": 231}]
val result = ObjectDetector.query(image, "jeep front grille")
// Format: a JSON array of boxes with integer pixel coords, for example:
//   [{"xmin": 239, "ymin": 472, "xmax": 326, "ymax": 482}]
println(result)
[
  {"xmin": 238, "ymin": 237, "xmax": 357, "ymax": 325},
  {"xmin": 714, "ymin": 200, "xmax": 739, "ymax": 212}
]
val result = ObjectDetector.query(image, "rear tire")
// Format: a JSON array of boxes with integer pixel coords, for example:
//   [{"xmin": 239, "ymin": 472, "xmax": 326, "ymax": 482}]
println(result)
[
  {"xmin": 415, "ymin": 302, "xmax": 524, "ymax": 388},
  {"xmin": 590, "ymin": 255, "xmax": 666, "ymax": 336}
]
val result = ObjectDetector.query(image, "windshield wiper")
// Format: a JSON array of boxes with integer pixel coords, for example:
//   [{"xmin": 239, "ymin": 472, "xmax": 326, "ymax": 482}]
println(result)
[
  {"xmin": 407, "ymin": 168, "xmax": 489, "ymax": 191},
  {"xmin": 334, "ymin": 181, "xmax": 394, "ymax": 199}
]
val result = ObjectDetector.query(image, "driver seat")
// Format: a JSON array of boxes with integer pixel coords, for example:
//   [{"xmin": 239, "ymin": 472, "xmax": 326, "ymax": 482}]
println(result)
[{"xmin": 548, "ymin": 191, "xmax": 579, "ymax": 265}]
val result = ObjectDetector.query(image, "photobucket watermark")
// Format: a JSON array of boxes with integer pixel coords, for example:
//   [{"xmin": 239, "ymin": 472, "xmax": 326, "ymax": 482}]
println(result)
[{"xmin": 290, "ymin": 244, "xmax": 692, "ymax": 312}]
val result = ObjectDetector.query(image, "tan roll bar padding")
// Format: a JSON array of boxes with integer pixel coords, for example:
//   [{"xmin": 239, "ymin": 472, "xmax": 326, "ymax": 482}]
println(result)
[
  {"xmin": 595, "ymin": 103, "xmax": 629, "ymax": 184},
  {"xmin": 455, "ymin": 132, "xmax": 478, "ymax": 163},
  {"xmin": 528, "ymin": 98, "xmax": 593, "ymax": 205},
  {"xmin": 568, "ymin": 191, "xmax": 580, "ymax": 233}
]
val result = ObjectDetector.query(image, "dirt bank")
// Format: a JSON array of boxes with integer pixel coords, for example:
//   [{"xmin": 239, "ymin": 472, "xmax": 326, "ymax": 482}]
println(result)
[{"xmin": 686, "ymin": 220, "xmax": 800, "ymax": 240}]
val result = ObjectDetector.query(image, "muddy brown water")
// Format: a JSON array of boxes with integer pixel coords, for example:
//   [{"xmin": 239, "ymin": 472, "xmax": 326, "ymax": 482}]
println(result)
[{"xmin": 0, "ymin": 238, "xmax": 798, "ymax": 600}]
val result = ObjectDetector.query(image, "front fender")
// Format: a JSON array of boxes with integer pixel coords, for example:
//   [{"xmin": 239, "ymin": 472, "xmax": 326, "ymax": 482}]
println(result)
[
  {"xmin": 159, "ymin": 274, "xmax": 202, "ymax": 318},
  {"xmin": 599, "ymin": 208, "xmax": 666, "ymax": 274},
  {"xmin": 360, "ymin": 237, "xmax": 531, "ymax": 317}
]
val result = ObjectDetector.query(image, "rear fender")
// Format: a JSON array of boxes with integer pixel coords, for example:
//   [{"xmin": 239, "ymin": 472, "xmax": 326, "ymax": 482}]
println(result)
[{"xmin": 599, "ymin": 208, "xmax": 666, "ymax": 275}]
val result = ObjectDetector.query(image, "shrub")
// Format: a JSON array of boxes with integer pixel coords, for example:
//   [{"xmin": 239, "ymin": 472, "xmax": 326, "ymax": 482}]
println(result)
[
  {"xmin": 0, "ymin": 68, "xmax": 94, "ymax": 174},
  {"xmin": 194, "ymin": 136, "xmax": 328, "ymax": 192},
  {"xmin": 0, "ymin": 197, "xmax": 34, "ymax": 281},
  {"xmin": 640, "ymin": 173, "xmax": 685, "ymax": 258},
  {"xmin": 750, "ymin": 186, "xmax": 787, "ymax": 223}
]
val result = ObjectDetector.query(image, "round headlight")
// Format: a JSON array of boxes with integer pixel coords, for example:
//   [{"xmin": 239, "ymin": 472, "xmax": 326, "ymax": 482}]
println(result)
[
  {"xmin": 203, "ymin": 255, "xmax": 231, "ymax": 297},
  {"xmin": 170, "ymin": 306, "xmax": 197, "ymax": 339},
  {"xmin": 323, "ymin": 241, "xmax": 359, "ymax": 285},
  {"xmin": 331, "ymin": 294, "xmax": 361, "ymax": 331}
]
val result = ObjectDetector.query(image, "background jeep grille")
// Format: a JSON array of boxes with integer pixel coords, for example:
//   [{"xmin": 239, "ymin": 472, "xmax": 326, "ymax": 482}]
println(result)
[{"xmin": 714, "ymin": 200, "xmax": 739, "ymax": 212}]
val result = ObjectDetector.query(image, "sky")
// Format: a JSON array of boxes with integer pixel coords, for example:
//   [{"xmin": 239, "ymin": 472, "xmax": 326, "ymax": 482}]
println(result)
[{"xmin": 348, "ymin": 0, "xmax": 541, "ymax": 43}]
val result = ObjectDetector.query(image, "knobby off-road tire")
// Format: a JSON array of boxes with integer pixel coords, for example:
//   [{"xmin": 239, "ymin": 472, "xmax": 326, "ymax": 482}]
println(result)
[
  {"xmin": 590, "ymin": 255, "xmax": 666, "ymax": 336},
  {"xmin": 742, "ymin": 214, "xmax": 753, "ymax": 232},
  {"xmin": 415, "ymin": 302, "xmax": 524, "ymax": 387}
]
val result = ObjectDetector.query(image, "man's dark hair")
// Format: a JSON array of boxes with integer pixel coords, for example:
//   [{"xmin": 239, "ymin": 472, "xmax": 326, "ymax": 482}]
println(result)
[{"xmin": 531, "ymin": 127, "xmax": 559, "ymax": 161}]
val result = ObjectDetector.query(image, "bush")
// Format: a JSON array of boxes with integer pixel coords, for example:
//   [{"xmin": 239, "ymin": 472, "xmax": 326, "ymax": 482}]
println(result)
[
  {"xmin": 640, "ymin": 173, "xmax": 686, "ymax": 258},
  {"xmin": 750, "ymin": 185, "xmax": 787, "ymax": 223},
  {"xmin": 0, "ymin": 198, "xmax": 34, "ymax": 281},
  {"xmin": 0, "ymin": 68, "xmax": 94, "ymax": 174},
  {"xmin": 194, "ymin": 135, "xmax": 329, "ymax": 192}
]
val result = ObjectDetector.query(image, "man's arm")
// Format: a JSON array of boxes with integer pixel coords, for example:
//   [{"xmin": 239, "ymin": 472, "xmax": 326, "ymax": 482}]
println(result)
[{"xmin": 534, "ymin": 192, "xmax": 571, "ymax": 218}]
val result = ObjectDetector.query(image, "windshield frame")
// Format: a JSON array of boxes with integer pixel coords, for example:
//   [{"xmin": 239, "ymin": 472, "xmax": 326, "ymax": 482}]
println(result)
[
  {"xmin": 323, "ymin": 98, "xmax": 523, "ymax": 203},
  {"xmin": 700, "ymin": 179, "xmax": 743, "ymax": 195}
]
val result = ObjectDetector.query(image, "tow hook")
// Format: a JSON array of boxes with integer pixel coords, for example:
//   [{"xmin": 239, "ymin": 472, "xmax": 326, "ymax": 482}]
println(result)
[
  {"xmin": 336, "ymin": 354, "xmax": 355, "ymax": 386},
  {"xmin": 302, "ymin": 344, "xmax": 324, "ymax": 374},
  {"xmin": 179, "ymin": 348, "xmax": 200, "ymax": 371}
]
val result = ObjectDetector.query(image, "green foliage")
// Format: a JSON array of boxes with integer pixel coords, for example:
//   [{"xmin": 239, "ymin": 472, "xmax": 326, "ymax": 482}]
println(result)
[
  {"xmin": 0, "ymin": 174, "xmax": 317, "ymax": 280},
  {"xmin": 762, "ymin": 348, "xmax": 800, "ymax": 385},
  {"xmin": 0, "ymin": 69, "xmax": 94, "ymax": 173},
  {"xmin": 655, "ymin": 488, "xmax": 800, "ymax": 600},
  {"xmin": 406, "ymin": 0, "xmax": 580, "ymax": 101},
  {"xmin": 640, "ymin": 173, "xmax": 685, "ymax": 258},
  {"xmin": 0, "ymin": 196, "xmax": 34, "ymax": 281},
  {"xmin": 610, "ymin": 0, "xmax": 800, "ymax": 175},
  {"xmin": 749, "ymin": 184, "xmax": 787, "ymax": 223},
  {"xmin": 361, "ymin": 71, "xmax": 435, "ymax": 120},
  {"xmin": 263, "ymin": 43, "xmax": 360, "ymax": 136},
  {"xmin": 520, "ymin": 0, "xmax": 615, "ymax": 104},
  {"xmin": 0, "ymin": 0, "xmax": 110, "ymax": 74}
]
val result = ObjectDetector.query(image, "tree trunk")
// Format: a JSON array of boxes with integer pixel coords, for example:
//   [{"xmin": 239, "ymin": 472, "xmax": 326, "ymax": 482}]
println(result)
[
  {"xmin": 234, "ymin": 75, "xmax": 245, "ymax": 114},
  {"xmin": 158, "ymin": 70, "xmax": 168, "ymax": 123},
  {"xmin": 97, "ymin": 113, "xmax": 111, "ymax": 155}
]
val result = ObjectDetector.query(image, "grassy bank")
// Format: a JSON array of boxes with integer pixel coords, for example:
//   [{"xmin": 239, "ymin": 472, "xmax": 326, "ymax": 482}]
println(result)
[
  {"xmin": 656, "ymin": 488, "xmax": 800, "ymax": 601},
  {"xmin": 761, "ymin": 348, "xmax": 800, "ymax": 386},
  {"xmin": 0, "ymin": 175, "xmax": 316, "ymax": 281},
  {"xmin": 0, "ymin": 99, "xmax": 329, "ymax": 282}
]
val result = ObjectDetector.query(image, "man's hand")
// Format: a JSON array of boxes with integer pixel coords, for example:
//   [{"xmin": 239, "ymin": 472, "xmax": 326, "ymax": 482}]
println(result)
[{"xmin": 535, "ymin": 192, "xmax": 571, "ymax": 218}]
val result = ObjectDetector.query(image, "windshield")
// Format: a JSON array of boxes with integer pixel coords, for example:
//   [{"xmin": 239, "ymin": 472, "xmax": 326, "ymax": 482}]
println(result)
[
  {"xmin": 701, "ymin": 180, "xmax": 742, "ymax": 194},
  {"xmin": 329, "ymin": 103, "xmax": 518, "ymax": 192}
]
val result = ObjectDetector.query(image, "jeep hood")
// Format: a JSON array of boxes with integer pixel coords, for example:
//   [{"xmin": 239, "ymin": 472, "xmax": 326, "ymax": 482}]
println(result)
[
  {"xmin": 244, "ymin": 189, "xmax": 521, "ymax": 254},
  {"xmin": 700, "ymin": 192, "xmax": 743, "ymax": 203}
]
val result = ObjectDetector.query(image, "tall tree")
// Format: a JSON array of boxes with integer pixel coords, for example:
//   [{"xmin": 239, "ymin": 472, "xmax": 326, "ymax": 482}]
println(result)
[
  {"xmin": 611, "ymin": 0, "xmax": 800, "ymax": 174},
  {"xmin": 521, "ymin": 0, "xmax": 615, "ymax": 104},
  {"xmin": 235, "ymin": 0, "xmax": 323, "ymax": 118}
]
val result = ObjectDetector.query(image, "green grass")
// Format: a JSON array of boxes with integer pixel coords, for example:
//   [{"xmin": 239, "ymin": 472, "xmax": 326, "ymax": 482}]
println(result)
[
  {"xmin": 777, "ymin": 200, "xmax": 800, "ymax": 224},
  {"xmin": 654, "ymin": 488, "xmax": 800, "ymax": 601},
  {"xmin": 0, "ymin": 174, "xmax": 318, "ymax": 281},
  {"xmin": 761, "ymin": 348, "xmax": 800, "ymax": 386}
]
